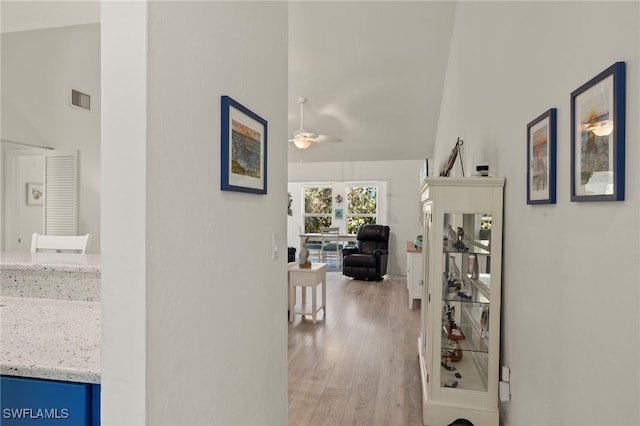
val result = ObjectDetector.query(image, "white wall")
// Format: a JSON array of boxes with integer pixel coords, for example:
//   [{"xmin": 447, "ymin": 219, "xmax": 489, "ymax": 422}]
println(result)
[
  {"xmin": 289, "ymin": 159, "xmax": 423, "ymax": 275},
  {"xmin": 1, "ymin": 24, "xmax": 101, "ymax": 252},
  {"xmin": 103, "ymin": 1, "xmax": 288, "ymax": 424},
  {"xmin": 434, "ymin": 2, "xmax": 640, "ymax": 425},
  {"xmin": 101, "ymin": 2, "xmax": 147, "ymax": 424},
  {"xmin": 0, "ymin": 1, "xmax": 99, "ymax": 34}
]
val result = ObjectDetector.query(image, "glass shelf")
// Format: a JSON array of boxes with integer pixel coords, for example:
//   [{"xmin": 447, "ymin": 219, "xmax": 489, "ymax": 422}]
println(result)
[
  {"xmin": 440, "ymin": 351, "xmax": 489, "ymax": 392},
  {"xmin": 443, "ymin": 242, "xmax": 490, "ymax": 256},
  {"xmin": 442, "ymin": 278, "xmax": 490, "ymax": 304}
]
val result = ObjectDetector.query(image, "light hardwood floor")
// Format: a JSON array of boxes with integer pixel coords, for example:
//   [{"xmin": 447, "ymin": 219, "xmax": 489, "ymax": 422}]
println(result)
[{"xmin": 288, "ymin": 272, "xmax": 423, "ymax": 426}]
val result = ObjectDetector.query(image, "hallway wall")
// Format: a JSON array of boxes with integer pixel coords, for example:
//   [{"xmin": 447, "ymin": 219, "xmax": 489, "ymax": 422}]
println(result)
[
  {"xmin": 101, "ymin": 2, "xmax": 289, "ymax": 424},
  {"xmin": 434, "ymin": 2, "xmax": 640, "ymax": 425}
]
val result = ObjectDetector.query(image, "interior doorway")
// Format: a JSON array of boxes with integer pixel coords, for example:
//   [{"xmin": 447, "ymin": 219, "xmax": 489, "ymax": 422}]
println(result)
[{"xmin": 1, "ymin": 144, "xmax": 45, "ymax": 251}]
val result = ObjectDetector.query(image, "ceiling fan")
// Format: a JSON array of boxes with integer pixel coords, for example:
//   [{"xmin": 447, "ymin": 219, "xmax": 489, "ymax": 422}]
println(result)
[{"xmin": 289, "ymin": 97, "xmax": 342, "ymax": 150}]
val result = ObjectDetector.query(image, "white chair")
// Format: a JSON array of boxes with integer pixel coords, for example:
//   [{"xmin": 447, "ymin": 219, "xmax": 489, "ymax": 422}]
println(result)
[
  {"xmin": 320, "ymin": 227, "xmax": 343, "ymax": 267},
  {"xmin": 30, "ymin": 233, "xmax": 92, "ymax": 254}
]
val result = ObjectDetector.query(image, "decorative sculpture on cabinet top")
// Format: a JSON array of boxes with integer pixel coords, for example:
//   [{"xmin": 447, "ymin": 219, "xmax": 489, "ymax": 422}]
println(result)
[
  {"xmin": 439, "ymin": 137, "xmax": 465, "ymax": 177},
  {"xmin": 298, "ymin": 237, "xmax": 311, "ymax": 268}
]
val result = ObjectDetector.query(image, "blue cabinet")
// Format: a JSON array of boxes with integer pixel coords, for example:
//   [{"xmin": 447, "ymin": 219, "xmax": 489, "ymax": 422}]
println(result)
[{"xmin": 1, "ymin": 376, "xmax": 100, "ymax": 425}]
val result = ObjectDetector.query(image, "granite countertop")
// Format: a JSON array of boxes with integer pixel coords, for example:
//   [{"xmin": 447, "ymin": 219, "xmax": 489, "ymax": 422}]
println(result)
[
  {"xmin": 0, "ymin": 296, "xmax": 100, "ymax": 384},
  {"xmin": 1, "ymin": 252, "xmax": 101, "ymax": 301},
  {"xmin": 0, "ymin": 252, "xmax": 101, "ymax": 273}
]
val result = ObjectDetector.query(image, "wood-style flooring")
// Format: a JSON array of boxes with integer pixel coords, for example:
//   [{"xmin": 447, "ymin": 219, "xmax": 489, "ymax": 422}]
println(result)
[{"xmin": 288, "ymin": 272, "xmax": 423, "ymax": 426}]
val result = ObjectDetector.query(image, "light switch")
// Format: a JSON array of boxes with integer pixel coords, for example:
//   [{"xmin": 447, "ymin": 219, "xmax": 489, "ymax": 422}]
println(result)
[
  {"xmin": 502, "ymin": 366, "xmax": 510, "ymax": 382},
  {"xmin": 499, "ymin": 381, "xmax": 510, "ymax": 401}
]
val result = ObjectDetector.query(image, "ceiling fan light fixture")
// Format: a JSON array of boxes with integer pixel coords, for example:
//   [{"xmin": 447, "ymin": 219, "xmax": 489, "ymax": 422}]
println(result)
[
  {"xmin": 293, "ymin": 139, "xmax": 313, "ymax": 150},
  {"xmin": 289, "ymin": 96, "xmax": 341, "ymax": 150}
]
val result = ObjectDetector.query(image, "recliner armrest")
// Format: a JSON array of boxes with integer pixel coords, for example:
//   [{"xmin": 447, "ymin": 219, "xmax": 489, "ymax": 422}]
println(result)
[
  {"xmin": 342, "ymin": 246, "xmax": 359, "ymax": 257},
  {"xmin": 373, "ymin": 248, "xmax": 388, "ymax": 258}
]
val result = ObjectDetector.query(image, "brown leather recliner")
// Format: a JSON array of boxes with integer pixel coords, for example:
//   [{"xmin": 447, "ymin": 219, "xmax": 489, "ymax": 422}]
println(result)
[{"xmin": 342, "ymin": 224, "xmax": 390, "ymax": 281}]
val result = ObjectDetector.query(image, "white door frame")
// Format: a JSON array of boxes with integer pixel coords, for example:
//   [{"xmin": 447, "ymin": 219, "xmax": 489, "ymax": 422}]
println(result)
[{"xmin": 2, "ymin": 148, "xmax": 45, "ymax": 251}]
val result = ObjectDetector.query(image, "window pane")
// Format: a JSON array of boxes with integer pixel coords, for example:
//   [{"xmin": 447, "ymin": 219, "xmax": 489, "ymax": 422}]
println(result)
[
  {"xmin": 347, "ymin": 216, "xmax": 376, "ymax": 234},
  {"xmin": 304, "ymin": 187, "xmax": 332, "ymax": 214},
  {"xmin": 305, "ymin": 216, "xmax": 332, "ymax": 233},
  {"xmin": 347, "ymin": 187, "xmax": 377, "ymax": 214}
]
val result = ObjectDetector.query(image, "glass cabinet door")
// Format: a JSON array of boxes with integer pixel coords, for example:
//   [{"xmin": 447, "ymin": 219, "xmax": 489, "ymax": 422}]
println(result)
[
  {"xmin": 440, "ymin": 212, "xmax": 491, "ymax": 391},
  {"xmin": 420, "ymin": 202, "xmax": 432, "ymax": 367}
]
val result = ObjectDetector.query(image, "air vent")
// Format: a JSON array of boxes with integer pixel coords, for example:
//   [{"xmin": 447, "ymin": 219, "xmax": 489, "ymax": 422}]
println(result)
[{"xmin": 70, "ymin": 89, "xmax": 91, "ymax": 111}]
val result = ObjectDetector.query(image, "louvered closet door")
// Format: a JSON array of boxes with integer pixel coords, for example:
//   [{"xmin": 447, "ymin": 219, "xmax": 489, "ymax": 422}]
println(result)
[{"xmin": 44, "ymin": 150, "xmax": 79, "ymax": 235}]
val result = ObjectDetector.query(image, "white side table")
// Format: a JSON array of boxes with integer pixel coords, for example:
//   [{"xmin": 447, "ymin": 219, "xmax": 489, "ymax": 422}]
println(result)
[{"xmin": 288, "ymin": 263, "xmax": 327, "ymax": 324}]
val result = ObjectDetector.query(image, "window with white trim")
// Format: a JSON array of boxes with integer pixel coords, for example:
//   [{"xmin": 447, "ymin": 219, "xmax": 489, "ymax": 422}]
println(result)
[
  {"xmin": 303, "ymin": 186, "xmax": 333, "ymax": 233},
  {"xmin": 346, "ymin": 185, "xmax": 378, "ymax": 234}
]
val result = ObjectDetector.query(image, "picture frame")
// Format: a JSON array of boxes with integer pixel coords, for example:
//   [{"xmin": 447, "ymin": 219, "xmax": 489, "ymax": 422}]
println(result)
[
  {"xmin": 335, "ymin": 208, "xmax": 343, "ymax": 220},
  {"xmin": 571, "ymin": 61, "xmax": 625, "ymax": 202},
  {"xmin": 221, "ymin": 95, "xmax": 268, "ymax": 194},
  {"xmin": 527, "ymin": 108, "xmax": 557, "ymax": 204},
  {"xmin": 26, "ymin": 182, "xmax": 43, "ymax": 205}
]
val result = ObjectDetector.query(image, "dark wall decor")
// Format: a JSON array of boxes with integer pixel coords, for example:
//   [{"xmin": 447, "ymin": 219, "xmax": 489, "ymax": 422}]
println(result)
[
  {"xmin": 570, "ymin": 61, "xmax": 625, "ymax": 202},
  {"xmin": 527, "ymin": 108, "xmax": 557, "ymax": 204},
  {"xmin": 221, "ymin": 96, "xmax": 268, "ymax": 194}
]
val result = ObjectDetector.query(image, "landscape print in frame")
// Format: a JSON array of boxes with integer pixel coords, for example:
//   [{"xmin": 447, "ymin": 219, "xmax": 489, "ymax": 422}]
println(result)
[
  {"xmin": 570, "ymin": 61, "xmax": 625, "ymax": 202},
  {"xmin": 221, "ymin": 95, "xmax": 268, "ymax": 194},
  {"xmin": 527, "ymin": 108, "xmax": 556, "ymax": 204}
]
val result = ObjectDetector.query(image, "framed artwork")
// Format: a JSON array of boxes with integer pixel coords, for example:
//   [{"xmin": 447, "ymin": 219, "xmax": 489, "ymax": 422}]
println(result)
[
  {"xmin": 571, "ymin": 61, "xmax": 625, "ymax": 202},
  {"xmin": 335, "ymin": 208, "xmax": 343, "ymax": 220},
  {"xmin": 26, "ymin": 182, "xmax": 43, "ymax": 205},
  {"xmin": 221, "ymin": 95, "xmax": 268, "ymax": 194},
  {"xmin": 527, "ymin": 108, "xmax": 557, "ymax": 204}
]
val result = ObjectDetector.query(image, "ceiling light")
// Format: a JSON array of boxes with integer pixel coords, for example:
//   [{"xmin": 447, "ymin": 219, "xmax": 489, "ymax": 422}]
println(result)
[
  {"xmin": 293, "ymin": 139, "xmax": 313, "ymax": 150},
  {"xmin": 289, "ymin": 97, "xmax": 342, "ymax": 149}
]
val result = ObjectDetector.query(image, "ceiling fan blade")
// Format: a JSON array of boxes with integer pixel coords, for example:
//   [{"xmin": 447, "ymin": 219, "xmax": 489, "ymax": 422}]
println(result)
[
  {"xmin": 293, "ymin": 129, "xmax": 317, "ymax": 139},
  {"xmin": 289, "ymin": 137, "xmax": 311, "ymax": 143},
  {"xmin": 313, "ymin": 135, "xmax": 342, "ymax": 143}
]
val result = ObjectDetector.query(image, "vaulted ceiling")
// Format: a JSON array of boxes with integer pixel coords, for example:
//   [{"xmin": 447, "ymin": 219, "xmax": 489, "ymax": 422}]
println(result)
[
  {"xmin": 1, "ymin": 1, "xmax": 457, "ymax": 164},
  {"xmin": 287, "ymin": 1, "xmax": 456, "ymax": 163}
]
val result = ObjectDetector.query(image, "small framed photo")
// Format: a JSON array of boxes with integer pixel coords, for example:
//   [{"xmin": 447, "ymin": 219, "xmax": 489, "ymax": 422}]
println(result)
[
  {"xmin": 26, "ymin": 182, "xmax": 43, "ymax": 205},
  {"xmin": 335, "ymin": 208, "xmax": 343, "ymax": 220},
  {"xmin": 527, "ymin": 108, "xmax": 557, "ymax": 204},
  {"xmin": 221, "ymin": 96, "xmax": 268, "ymax": 194},
  {"xmin": 571, "ymin": 61, "xmax": 626, "ymax": 201}
]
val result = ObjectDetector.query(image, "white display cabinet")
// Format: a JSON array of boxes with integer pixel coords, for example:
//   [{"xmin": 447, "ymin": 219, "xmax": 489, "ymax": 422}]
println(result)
[{"xmin": 417, "ymin": 177, "xmax": 504, "ymax": 426}]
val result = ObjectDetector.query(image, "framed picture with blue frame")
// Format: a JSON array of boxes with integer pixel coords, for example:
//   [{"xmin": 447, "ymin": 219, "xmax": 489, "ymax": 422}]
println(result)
[
  {"xmin": 570, "ymin": 61, "xmax": 625, "ymax": 202},
  {"xmin": 221, "ymin": 95, "xmax": 268, "ymax": 194},
  {"xmin": 527, "ymin": 108, "xmax": 557, "ymax": 204}
]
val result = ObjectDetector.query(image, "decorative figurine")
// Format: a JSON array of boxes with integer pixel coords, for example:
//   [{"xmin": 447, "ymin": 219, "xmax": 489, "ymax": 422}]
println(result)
[
  {"xmin": 452, "ymin": 227, "xmax": 468, "ymax": 252},
  {"xmin": 480, "ymin": 307, "xmax": 489, "ymax": 339},
  {"xmin": 448, "ymin": 256, "xmax": 460, "ymax": 282},
  {"xmin": 439, "ymin": 137, "xmax": 464, "ymax": 177},
  {"xmin": 469, "ymin": 253, "xmax": 479, "ymax": 279},
  {"xmin": 445, "ymin": 225, "xmax": 457, "ymax": 248},
  {"xmin": 298, "ymin": 237, "xmax": 311, "ymax": 268},
  {"xmin": 457, "ymin": 278, "xmax": 473, "ymax": 300}
]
